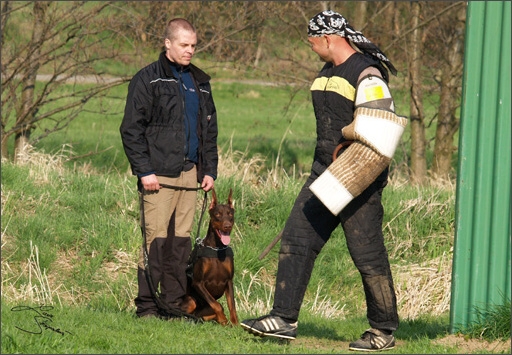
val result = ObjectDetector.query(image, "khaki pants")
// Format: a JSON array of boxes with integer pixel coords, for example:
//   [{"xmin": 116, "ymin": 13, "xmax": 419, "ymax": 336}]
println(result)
[
  {"xmin": 135, "ymin": 167, "xmax": 199, "ymax": 316},
  {"xmin": 138, "ymin": 167, "xmax": 198, "ymax": 268}
]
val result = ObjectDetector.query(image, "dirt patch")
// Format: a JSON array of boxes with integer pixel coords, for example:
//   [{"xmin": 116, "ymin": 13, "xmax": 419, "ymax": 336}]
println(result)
[
  {"xmin": 433, "ymin": 334, "xmax": 511, "ymax": 354},
  {"xmin": 293, "ymin": 337, "xmax": 350, "ymax": 353},
  {"xmin": 287, "ymin": 333, "xmax": 511, "ymax": 354}
]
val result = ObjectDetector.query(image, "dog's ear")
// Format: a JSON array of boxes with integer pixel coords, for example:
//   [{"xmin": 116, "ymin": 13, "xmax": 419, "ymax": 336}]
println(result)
[
  {"xmin": 227, "ymin": 188, "xmax": 234, "ymax": 209},
  {"xmin": 209, "ymin": 188, "xmax": 217, "ymax": 210}
]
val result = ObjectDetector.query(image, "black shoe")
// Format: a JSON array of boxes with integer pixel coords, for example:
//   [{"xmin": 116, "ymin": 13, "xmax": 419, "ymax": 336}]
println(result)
[
  {"xmin": 349, "ymin": 328, "xmax": 395, "ymax": 352},
  {"xmin": 241, "ymin": 315, "xmax": 297, "ymax": 340}
]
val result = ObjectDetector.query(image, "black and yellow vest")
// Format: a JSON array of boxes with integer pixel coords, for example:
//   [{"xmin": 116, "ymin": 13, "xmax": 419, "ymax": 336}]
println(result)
[{"xmin": 310, "ymin": 52, "xmax": 388, "ymax": 170}]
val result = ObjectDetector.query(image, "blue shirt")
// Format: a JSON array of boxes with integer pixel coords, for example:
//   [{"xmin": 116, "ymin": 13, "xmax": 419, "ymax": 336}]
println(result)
[{"xmin": 170, "ymin": 64, "xmax": 199, "ymax": 164}]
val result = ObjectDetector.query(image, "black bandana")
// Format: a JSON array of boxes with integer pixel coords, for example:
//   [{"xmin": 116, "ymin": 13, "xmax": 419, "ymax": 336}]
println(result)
[{"xmin": 308, "ymin": 10, "xmax": 397, "ymax": 76}]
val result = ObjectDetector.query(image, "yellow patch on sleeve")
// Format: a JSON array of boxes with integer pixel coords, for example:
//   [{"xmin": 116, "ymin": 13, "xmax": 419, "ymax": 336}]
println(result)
[{"xmin": 364, "ymin": 85, "xmax": 385, "ymax": 102}]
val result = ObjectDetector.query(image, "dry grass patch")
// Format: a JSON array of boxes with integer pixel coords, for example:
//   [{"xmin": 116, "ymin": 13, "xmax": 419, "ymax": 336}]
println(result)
[
  {"xmin": 235, "ymin": 267, "xmax": 349, "ymax": 320},
  {"xmin": 236, "ymin": 267, "xmax": 275, "ymax": 315},
  {"xmin": 15, "ymin": 143, "xmax": 69, "ymax": 184},
  {"xmin": 394, "ymin": 252, "xmax": 452, "ymax": 320},
  {"xmin": 1, "ymin": 241, "xmax": 58, "ymax": 305},
  {"xmin": 99, "ymin": 249, "xmax": 137, "ymax": 281},
  {"xmin": 1, "ymin": 229, "xmax": 138, "ymax": 307}
]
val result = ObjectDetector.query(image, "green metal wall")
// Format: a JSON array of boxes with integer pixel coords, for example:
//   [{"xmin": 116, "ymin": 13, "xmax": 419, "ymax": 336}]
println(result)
[{"xmin": 450, "ymin": 1, "xmax": 511, "ymax": 332}]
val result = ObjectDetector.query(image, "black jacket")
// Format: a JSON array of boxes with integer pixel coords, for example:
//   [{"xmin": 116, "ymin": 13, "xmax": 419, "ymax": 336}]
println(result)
[{"xmin": 120, "ymin": 51, "xmax": 218, "ymax": 182}]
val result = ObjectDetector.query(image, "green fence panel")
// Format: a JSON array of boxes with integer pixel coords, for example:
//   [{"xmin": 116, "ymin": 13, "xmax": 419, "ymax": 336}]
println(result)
[{"xmin": 450, "ymin": 1, "xmax": 511, "ymax": 332}]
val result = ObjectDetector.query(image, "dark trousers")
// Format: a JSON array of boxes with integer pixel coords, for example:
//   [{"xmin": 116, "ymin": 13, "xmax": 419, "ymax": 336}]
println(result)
[
  {"xmin": 135, "ymin": 214, "xmax": 192, "ymax": 317},
  {"xmin": 270, "ymin": 170, "xmax": 399, "ymax": 331}
]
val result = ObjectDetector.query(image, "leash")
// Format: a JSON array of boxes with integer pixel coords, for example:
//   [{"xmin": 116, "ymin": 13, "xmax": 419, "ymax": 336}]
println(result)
[
  {"xmin": 140, "ymin": 183, "xmax": 208, "ymax": 321},
  {"xmin": 332, "ymin": 140, "xmax": 354, "ymax": 162}
]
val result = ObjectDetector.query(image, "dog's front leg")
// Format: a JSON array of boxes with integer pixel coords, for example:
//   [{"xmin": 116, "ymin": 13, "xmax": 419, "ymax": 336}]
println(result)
[
  {"xmin": 193, "ymin": 282, "xmax": 228, "ymax": 325},
  {"xmin": 225, "ymin": 279, "xmax": 238, "ymax": 325}
]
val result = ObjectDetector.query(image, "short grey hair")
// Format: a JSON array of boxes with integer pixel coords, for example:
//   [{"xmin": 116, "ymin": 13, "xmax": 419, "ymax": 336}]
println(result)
[{"xmin": 164, "ymin": 18, "xmax": 196, "ymax": 41}]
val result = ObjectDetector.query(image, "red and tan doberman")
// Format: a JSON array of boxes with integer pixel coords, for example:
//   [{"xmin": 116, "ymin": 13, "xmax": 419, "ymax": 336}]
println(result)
[{"xmin": 181, "ymin": 188, "xmax": 238, "ymax": 325}]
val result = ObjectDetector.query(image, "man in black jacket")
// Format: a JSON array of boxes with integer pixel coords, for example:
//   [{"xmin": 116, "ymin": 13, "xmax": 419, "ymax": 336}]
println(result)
[
  {"xmin": 241, "ymin": 10, "xmax": 403, "ymax": 352},
  {"xmin": 120, "ymin": 18, "xmax": 218, "ymax": 319}
]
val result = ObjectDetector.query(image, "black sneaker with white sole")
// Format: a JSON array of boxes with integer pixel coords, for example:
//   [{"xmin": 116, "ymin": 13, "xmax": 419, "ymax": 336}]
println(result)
[
  {"xmin": 241, "ymin": 315, "xmax": 297, "ymax": 340},
  {"xmin": 349, "ymin": 328, "xmax": 395, "ymax": 352}
]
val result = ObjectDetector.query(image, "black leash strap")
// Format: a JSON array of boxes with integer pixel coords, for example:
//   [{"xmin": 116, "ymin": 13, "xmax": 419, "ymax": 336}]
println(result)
[
  {"xmin": 158, "ymin": 182, "xmax": 202, "ymax": 191},
  {"xmin": 139, "ymin": 183, "xmax": 207, "ymax": 322}
]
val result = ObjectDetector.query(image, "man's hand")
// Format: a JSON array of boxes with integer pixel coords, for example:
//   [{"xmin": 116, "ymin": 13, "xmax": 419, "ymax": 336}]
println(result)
[
  {"xmin": 201, "ymin": 175, "xmax": 214, "ymax": 192},
  {"xmin": 140, "ymin": 174, "xmax": 160, "ymax": 191}
]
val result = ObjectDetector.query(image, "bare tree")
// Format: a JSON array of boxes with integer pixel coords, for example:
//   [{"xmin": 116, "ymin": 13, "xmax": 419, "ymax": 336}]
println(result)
[
  {"xmin": 1, "ymin": 1, "xmax": 130, "ymax": 161},
  {"xmin": 381, "ymin": 1, "xmax": 465, "ymax": 183},
  {"xmin": 352, "ymin": 1, "xmax": 368, "ymax": 31},
  {"xmin": 408, "ymin": 1, "xmax": 428, "ymax": 185},
  {"xmin": 430, "ymin": 2, "xmax": 466, "ymax": 181}
]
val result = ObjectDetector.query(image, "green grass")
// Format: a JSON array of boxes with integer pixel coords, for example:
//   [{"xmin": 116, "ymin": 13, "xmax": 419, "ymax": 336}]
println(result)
[
  {"xmin": 27, "ymin": 81, "xmax": 317, "ymax": 177},
  {"xmin": 0, "ymin": 153, "xmax": 473, "ymax": 354},
  {"xmin": 1, "ymin": 299, "xmax": 462, "ymax": 354},
  {"xmin": 461, "ymin": 300, "xmax": 511, "ymax": 341},
  {"xmin": 2, "ymin": 82, "xmax": 508, "ymax": 354},
  {"xmin": 213, "ymin": 81, "xmax": 316, "ymax": 174}
]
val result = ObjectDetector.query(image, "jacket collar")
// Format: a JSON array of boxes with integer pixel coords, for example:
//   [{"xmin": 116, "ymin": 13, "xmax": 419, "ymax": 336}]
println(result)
[{"xmin": 158, "ymin": 51, "xmax": 211, "ymax": 84}]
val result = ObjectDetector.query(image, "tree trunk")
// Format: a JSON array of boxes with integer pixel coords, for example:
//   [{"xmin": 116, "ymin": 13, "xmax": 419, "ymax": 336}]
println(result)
[
  {"xmin": 1, "ymin": 1, "xmax": 11, "ymax": 160},
  {"xmin": 13, "ymin": 2, "xmax": 49, "ymax": 163},
  {"xmin": 408, "ymin": 1, "xmax": 428, "ymax": 185},
  {"xmin": 254, "ymin": 25, "xmax": 267, "ymax": 68},
  {"xmin": 382, "ymin": 2, "xmax": 397, "ymax": 38},
  {"xmin": 352, "ymin": 1, "xmax": 368, "ymax": 30},
  {"xmin": 393, "ymin": 2, "xmax": 401, "ymax": 37},
  {"xmin": 431, "ymin": 5, "xmax": 465, "ymax": 181},
  {"xmin": 431, "ymin": 79, "xmax": 458, "ymax": 181},
  {"xmin": 1, "ymin": 126, "xmax": 8, "ymax": 161}
]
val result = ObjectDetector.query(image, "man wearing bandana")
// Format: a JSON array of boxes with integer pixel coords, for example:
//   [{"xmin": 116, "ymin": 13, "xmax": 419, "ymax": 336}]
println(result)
[{"xmin": 241, "ymin": 10, "xmax": 404, "ymax": 352}]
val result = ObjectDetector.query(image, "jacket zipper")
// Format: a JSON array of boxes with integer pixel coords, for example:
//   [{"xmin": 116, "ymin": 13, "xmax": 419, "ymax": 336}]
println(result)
[{"xmin": 178, "ymin": 69, "xmax": 189, "ymax": 165}]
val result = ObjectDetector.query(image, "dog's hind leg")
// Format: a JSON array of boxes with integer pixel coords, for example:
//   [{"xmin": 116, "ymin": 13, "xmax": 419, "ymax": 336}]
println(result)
[
  {"xmin": 194, "ymin": 305, "xmax": 223, "ymax": 323},
  {"xmin": 180, "ymin": 295, "xmax": 197, "ymax": 315}
]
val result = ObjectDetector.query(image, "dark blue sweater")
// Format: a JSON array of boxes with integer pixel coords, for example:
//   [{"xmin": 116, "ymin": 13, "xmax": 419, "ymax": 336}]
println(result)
[{"xmin": 170, "ymin": 64, "xmax": 199, "ymax": 164}]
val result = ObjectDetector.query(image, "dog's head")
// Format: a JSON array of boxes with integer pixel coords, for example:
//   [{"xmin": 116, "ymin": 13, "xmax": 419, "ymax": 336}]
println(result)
[{"xmin": 209, "ymin": 188, "xmax": 234, "ymax": 246}]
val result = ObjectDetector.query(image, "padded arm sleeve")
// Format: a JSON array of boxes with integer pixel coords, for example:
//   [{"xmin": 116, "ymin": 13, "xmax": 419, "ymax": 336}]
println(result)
[{"xmin": 310, "ymin": 107, "xmax": 408, "ymax": 215}]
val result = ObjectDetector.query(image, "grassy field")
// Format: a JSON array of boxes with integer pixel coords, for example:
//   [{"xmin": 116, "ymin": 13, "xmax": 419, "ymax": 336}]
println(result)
[
  {"xmin": 1, "ymin": 81, "xmax": 509, "ymax": 354},
  {"xmin": 31, "ymin": 80, "xmax": 318, "ymax": 176}
]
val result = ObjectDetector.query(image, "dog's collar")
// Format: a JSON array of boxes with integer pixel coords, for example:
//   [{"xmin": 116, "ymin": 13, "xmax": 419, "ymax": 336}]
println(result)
[
  {"xmin": 195, "ymin": 237, "xmax": 231, "ymax": 252},
  {"xmin": 193, "ymin": 244, "xmax": 233, "ymax": 259}
]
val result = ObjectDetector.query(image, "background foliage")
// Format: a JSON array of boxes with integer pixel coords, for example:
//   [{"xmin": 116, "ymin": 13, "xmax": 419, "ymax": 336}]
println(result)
[{"xmin": 2, "ymin": 1, "xmax": 465, "ymax": 182}]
